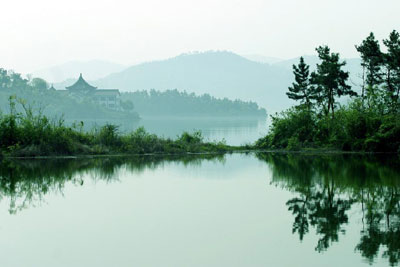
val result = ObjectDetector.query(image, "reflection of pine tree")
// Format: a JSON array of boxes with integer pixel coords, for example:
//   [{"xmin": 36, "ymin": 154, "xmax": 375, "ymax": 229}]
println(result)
[
  {"xmin": 309, "ymin": 189, "xmax": 352, "ymax": 252},
  {"xmin": 287, "ymin": 193, "xmax": 311, "ymax": 241},
  {"xmin": 286, "ymin": 179, "xmax": 353, "ymax": 252},
  {"xmin": 257, "ymin": 152, "xmax": 400, "ymax": 265},
  {"xmin": 356, "ymin": 225, "xmax": 383, "ymax": 264},
  {"xmin": 356, "ymin": 187, "xmax": 400, "ymax": 266},
  {"xmin": 383, "ymin": 228, "xmax": 400, "ymax": 266}
]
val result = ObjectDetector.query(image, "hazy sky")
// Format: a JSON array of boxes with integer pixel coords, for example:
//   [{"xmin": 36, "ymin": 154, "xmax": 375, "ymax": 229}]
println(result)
[{"xmin": 1, "ymin": 0, "xmax": 399, "ymax": 73}]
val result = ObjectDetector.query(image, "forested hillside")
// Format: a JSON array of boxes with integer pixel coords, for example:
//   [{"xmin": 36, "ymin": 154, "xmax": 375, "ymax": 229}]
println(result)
[
  {"xmin": 92, "ymin": 51, "xmax": 292, "ymax": 112},
  {"xmin": 121, "ymin": 89, "xmax": 266, "ymax": 117},
  {"xmin": 88, "ymin": 51, "xmax": 363, "ymax": 112},
  {"xmin": 0, "ymin": 69, "xmax": 138, "ymax": 121}
]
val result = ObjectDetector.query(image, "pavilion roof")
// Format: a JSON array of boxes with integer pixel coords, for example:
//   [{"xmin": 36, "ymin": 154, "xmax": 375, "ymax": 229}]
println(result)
[{"xmin": 66, "ymin": 73, "xmax": 97, "ymax": 91}]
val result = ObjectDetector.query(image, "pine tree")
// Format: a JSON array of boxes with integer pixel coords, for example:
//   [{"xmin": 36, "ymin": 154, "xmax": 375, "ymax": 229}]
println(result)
[
  {"xmin": 310, "ymin": 46, "xmax": 356, "ymax": 119},
  {"xmin": 355, "ymin": 33, "xmax": 383, "ymax": 102},
  {"xmin": 286, "ymin": 57, "xmax": 315, "ymax": 109},
  {"xmin": 383, "ymin": 30, "xmax": 400, "ymax": 111}
]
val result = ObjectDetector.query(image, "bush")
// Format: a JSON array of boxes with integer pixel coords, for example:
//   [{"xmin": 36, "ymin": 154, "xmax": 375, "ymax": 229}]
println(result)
[{"xmin": 256, "ymin": 106, "xmax": 316, "ymax": 149}]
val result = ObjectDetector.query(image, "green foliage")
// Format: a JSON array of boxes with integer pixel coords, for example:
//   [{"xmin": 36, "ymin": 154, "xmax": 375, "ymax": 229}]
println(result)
[
  {"xmin": 357, "ymin": 30, "xmax": 400, "ymax": 111},
  {"xmin": 256, "ymin": 106, "xmax": 316, "ymax": 149},
  {"xmin": 356, "ymin": 32, "xmax": 384, "ymax": 88},
  {"xmin": 310, "ymin": 46, "xmax": 356, "ymax": 118},
  {"xmin": 257, "ymin": 31, "xmax": 400, "ymax": 153},
  {"xmin": 287, "ymin": 57, "xmax": 317, "ymax": 108},
  {"xmin": 97, "ymin": 124, "xmax": 121, "ymax": 147},
  {"xmin": 382, "ymin": 30, "xmax": 400, "ymax": 112},
  {"xmin": 256, "ymin": 100, "xmax": 400, "ymax": 152},
  {"xmin": 0, "ymin": 68, "xmax": 139, "ymax": 122}
]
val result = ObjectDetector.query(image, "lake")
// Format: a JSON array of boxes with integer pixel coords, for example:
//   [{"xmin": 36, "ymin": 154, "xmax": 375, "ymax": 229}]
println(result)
[
  {"xmin": 72, "ymin": 116, "xmax": 268, "ymax": 146},
  {"xmin": 0, "ymin": 153, "xmax": 399, "ymax": 267}
]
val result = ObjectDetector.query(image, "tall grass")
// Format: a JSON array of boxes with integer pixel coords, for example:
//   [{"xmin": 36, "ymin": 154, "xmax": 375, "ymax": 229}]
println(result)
[{"xmin": 0, "ymin": 97, "xmax": 232, "ymax": 157}]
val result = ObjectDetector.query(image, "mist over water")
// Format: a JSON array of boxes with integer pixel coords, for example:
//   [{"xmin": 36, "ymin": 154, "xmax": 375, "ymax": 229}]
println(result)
[{"xmin": 131, "ymin": 116, "xmax": 268, "ymax": 145}]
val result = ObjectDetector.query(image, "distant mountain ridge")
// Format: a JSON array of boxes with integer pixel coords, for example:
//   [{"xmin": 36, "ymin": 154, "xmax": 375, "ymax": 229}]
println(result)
[
  {"xmin": 242, "ymin": 54, "xmax": 283, "ymax": 64},
  {"xmin": 53, "ymin": 51, "xmax": 362, "ymax": 112},
  {"xmin": 90, "ymin": 51, "xmax": 293, "ymax": 112}
]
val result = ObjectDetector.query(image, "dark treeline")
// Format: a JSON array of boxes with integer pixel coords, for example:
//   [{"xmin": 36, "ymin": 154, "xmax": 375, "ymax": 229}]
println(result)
[
  {"xmin": 121, "ymin": 89, "xmax": 267, "ymax": 117},
  {"xmin": 257, "ymin": 153, "xmax": 400, "ymax": 266},
  {"xmin": 0, "ymin": 69, "xmax": 137, "ymax": 120},
  {"xmin": 256, "ymin": 30, "xmax": 400, "ymax": 152},
  {"xmin": 0, "ymin": 154, "xmax": 225, "ymax": 213},
  {"xmin": 0, "ymin": 97, "xmax": 234, "ymax": 157}
]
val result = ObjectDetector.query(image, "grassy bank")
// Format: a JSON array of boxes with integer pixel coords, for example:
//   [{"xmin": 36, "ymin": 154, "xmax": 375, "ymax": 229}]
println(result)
[
  {"xmin": 0, "ymin": 97, "xmax": 240, "ymax": 158},
  {"xmin": 255, "ymin": 103, "xmax": 400, "ymax": 153}
]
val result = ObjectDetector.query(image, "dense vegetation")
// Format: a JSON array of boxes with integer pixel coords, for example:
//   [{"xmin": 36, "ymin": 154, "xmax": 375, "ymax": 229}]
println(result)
[
  {"xmin": 256, "ymin": 30, "xmax": 400, "ymax": 152},
  {"xmin": 121, "ymin": 89, "xmax": 266, "ymax": 117},
  {"xmin": 0, "ymin": 97, "xmax": 233, "ymax": 157},
  {"xmin": 0, "ymin": 69, "xmax": 138, "ymax": 120}
]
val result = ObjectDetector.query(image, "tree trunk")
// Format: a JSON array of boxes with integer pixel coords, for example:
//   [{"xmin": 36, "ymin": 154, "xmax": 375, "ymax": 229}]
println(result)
[{"xmin": 361, "ymin": 65, "xmax": 365, "ymax": 105}]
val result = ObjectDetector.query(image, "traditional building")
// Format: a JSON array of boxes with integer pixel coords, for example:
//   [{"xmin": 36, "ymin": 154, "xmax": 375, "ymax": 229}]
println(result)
[
  {"xmin": 93, "ymin": 89, "xmax": 121, "ymax": 110},
  {"xmin": 65, "ymin": 73, "xmax": 121, "ymax": 111},
  {"xmin": 66, "ymin": 73, "xmax": 97, "ymax": 93}
]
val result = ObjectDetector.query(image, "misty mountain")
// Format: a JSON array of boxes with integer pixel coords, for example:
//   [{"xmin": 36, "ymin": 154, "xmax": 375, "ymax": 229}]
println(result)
[
  {"xmin": 54, "ymin": 51, "xmax": 363, "ymax": 113},
  {"xmin": 91, "ymin": 51, "xmax": 293, "ymax": 112},
  {"xmin": 33, "ymin": 60, "xmax": 126, "ymax": 83},
  {"xmin": 242, "ymin": 54, "xmax": 283, "ymax": 64}
]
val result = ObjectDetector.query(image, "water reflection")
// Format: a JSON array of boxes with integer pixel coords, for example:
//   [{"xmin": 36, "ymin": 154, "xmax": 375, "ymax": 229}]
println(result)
[
  {"xmin": 0, "ymin": 154, "xmax": 225, "ymax": 214},
  {"xmin": 257, "ymin": 153, "xmax": 400, "ymax": 266},
  {"xmin": 0, "ymin": 153, "xmax": 399, "ymax": 266},
  {"xmin": 67, "ymin": 116, "xmax": 268, "ymax": 145}
]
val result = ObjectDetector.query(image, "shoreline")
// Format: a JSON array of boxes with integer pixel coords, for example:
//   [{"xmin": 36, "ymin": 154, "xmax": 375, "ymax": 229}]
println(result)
[{"xmin": 1, "ymin": 148, "xmax": 397, "ymax": 160}]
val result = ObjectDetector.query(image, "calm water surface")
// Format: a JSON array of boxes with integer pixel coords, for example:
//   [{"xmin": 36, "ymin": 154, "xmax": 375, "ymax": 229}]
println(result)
[
  {"xmin": 73, "ymin": 116, "xmax": 268, "ymax": 146},
  {"xmin": 0, "ymin": 153, "xmax": 399, "ymax": 267}
]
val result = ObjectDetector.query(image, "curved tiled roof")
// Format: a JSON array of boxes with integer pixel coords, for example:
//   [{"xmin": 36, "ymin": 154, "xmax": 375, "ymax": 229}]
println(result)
[{"xmin": 66, "ymin": 73, "xmax": 97, "ymax": 91}]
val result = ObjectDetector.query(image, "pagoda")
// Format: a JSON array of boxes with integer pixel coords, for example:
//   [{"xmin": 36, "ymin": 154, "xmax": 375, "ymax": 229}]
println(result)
[
  {"xmin": 66, "ymin": 73, "xmax": 97, "ymax": 93},
  {"xmin": 64, "ymin": 73, "xmax": 121, "ymax": 111}
]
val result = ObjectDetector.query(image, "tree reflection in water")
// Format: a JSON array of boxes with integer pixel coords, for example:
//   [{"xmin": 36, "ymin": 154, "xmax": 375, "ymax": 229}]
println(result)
[
  {"xmin": 0, "ymin": 154, "xmax": 225, "ymax": 214},
  {"xmin": 257, "ymin": 153, "xmax": 400, "ymax": 266},
  {"xmin": 1, "ymin": 153, "xmax": 399, "ymax": 265}
]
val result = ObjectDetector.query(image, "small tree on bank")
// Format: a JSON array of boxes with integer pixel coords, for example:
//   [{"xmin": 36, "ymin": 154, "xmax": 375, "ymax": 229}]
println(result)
[{"xmin": 287, "ymin": 56, "xmax": 317, "ymax": 110}]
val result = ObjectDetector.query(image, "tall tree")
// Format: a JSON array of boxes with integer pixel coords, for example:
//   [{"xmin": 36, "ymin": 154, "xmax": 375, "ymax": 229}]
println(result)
[
  {"xmin": 287, "ymin": 57, "xmax": 316, "ymax": 109},
  {"xmin": 383, "ymin": 30, "xmax": 400, "ymax": 111},
  {"xmin": 310, "ymin": 46, "xmax": 356, "ymax": 119},
  {"xmin": 355, "ymin": 33, "xmax": 384, "ymax": 102}
]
